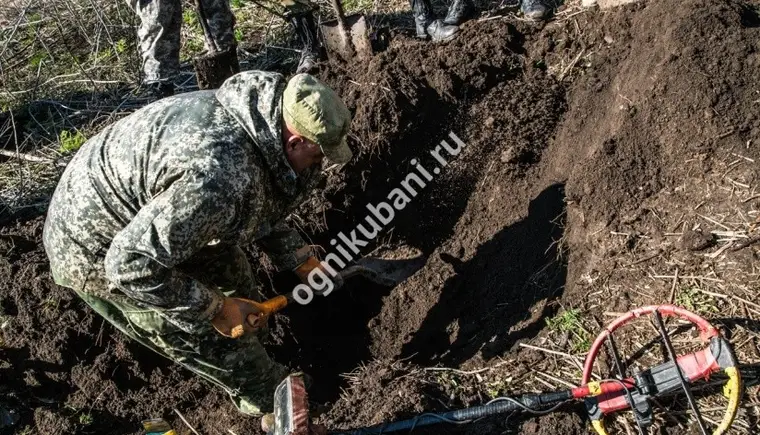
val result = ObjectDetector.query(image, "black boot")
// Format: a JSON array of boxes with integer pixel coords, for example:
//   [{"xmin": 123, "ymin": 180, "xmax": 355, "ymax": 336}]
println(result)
[
  {"xmin": 521, "ymin": 0, "xmax": 551, "ymax": 20},
  {"xmin": 193, "ymin": 45, "xmax": 240, "ymax": 90},
  {"xmin": 289, "ymin": 11, "xmax": 324, "ymax": 74},
  {"xmin": 443, "ymin": 0, "xmax": 475, "ymax": 25},
  {"xmin": 412, "ymin": 0, "xmax": 433, "ymax": 38},
  {"xmin": 412, "ymin": 0, "xmax": 459, "ymax": 42},
  {"xmin": 426, "ymin": 19, "xmax": 459, "ymax": 42}
]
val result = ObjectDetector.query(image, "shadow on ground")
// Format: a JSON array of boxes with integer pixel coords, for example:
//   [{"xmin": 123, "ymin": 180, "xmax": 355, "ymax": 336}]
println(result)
[{"xmin": 401, "ymin": 183, "xmax": 568, "ymax": 366}]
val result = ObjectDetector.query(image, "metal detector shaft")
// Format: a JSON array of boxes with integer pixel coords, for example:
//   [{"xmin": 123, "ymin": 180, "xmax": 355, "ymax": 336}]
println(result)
[
  {"xmin": 330, "ymin": 391, "xmax": 572, "ymax": 435},
  {"xmin": 328, "ymin": 363, "xmax": 760, "ymax": 435}
]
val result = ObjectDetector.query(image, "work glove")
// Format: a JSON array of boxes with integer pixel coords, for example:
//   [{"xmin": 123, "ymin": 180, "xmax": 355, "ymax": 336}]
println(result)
[
  {"xmin": 294, "ymin": 256, "xmax": 344, "ymax": 295},
  {"xmin": 210, "ymin": 297, "xmax": 265, "ymax": 338}
]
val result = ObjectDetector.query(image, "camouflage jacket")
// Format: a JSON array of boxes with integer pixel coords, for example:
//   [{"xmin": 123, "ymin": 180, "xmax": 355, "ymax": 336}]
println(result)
[{"xmin": 43, "ymin": 71, "xmax": 321, "ymax": 331}]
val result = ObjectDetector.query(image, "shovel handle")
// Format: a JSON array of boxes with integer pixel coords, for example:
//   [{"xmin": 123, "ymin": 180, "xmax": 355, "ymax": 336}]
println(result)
[
  {"xmin": 245, "ymin": 295, "xmax": 290, "ymax": 329},
  {"xmin": 194, "ymin": 0, "xmax": 219, "ymax": 53},
  {"xmin": 256, "ymin": 294, "xmax": 291, "ymax": 315},
  {"xmin": 330, "ymin": 0, "xmax": 348, "ymax": 25}
]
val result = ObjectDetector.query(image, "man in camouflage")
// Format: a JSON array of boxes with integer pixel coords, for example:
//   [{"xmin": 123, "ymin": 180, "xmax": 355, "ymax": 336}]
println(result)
[
  {"xmin": 43, "ymin": 71, "xmax": 352, "ymax": 416},
  {"xmin": 128, "ymin": 0, "xmax": 323, "ymax": 97}
]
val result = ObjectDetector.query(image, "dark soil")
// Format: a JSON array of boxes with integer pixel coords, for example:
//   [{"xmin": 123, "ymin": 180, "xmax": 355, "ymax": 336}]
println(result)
[{"xmin": 2, "ymin": 0, "xmax": 760, "ymax": 434}]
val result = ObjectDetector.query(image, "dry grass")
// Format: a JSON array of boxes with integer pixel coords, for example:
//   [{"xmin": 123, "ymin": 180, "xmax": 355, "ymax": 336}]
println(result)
[{"xmin": 0, "ymin": 0, "xmax": 310, "ymax": 219}]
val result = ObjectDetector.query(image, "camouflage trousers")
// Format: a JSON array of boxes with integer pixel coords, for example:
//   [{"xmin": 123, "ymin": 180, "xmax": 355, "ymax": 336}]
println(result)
[
  {"xmin": 75, "ymin": 245, "xmax": 291, "ymax": 416},
  {"xmin": 127, "ymin": 0, "xmax": 315, "ymax": 83}
]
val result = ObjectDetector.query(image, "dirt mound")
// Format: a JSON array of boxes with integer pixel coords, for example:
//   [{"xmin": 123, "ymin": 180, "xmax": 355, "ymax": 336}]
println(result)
[
  {"xmin": 1, "ymin": 0, "xmax": 759, "ymax": 433},
  {"xmin": 319, "ymin": 0, "xmax": 760, "ymax": 432},
  {"xmin": 555, "ymin": 0, "xmax": 760, "ymax": 229}
]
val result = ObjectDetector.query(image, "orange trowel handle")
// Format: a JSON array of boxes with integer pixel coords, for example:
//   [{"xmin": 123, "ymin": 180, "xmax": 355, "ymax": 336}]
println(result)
[{"xmin": 245, "ymin": 295, "xmax": 291, "ymax": 329}]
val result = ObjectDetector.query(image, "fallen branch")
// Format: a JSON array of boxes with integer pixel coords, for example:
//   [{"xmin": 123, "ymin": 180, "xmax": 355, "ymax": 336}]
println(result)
[
  {"xmin": 0, "ymin": 149, "xmax": 67, "ymax": 167},
  {"xmin": 0, "ymin": 149, "xmax": 53, "ymax": 164},
  {"xmin": 730, "ymin": 235, "xmax": 760, "ymax": 252}
]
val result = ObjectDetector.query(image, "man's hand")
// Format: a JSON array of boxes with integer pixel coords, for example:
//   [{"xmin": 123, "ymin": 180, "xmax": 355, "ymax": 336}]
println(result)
[{"xmin": 211, "ymin": 297, "xmax": 264, "ymax": 338}]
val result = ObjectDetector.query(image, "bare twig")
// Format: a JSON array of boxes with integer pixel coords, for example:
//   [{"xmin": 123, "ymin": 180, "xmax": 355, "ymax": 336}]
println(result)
[
  {"xmin": 559, "ymin": 49, "xmax": 585, "ymax": 82},
  {"xmin": 172, "ymin": 408, "xmax": 201, "ymax": 435},
  {"xmin": 423, "ymin": 360, "xmax": 510, "ymax": 376},
  {"xmin": 668, "ymin": 267, "xmax": 679, "ymax": 304},
  {"xmin": 532, "ymin": 370, "xmax": 576, "ymax": 389},
  {"xmin": 518, "ymin": 342, "xmax": 585, "ymax": 363}
]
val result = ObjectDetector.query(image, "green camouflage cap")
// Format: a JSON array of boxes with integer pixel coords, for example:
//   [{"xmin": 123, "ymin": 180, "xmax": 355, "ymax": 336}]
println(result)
[{"xmin": 282, "ymin": 74, "xmax": 353, "ymax": 164}]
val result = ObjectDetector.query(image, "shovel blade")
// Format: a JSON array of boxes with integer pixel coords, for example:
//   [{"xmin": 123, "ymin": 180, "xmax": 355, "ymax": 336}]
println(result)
[
  {"xmin": 321, "ymin": 14, "xmax": 373, "ymax": 61},
  {"xmin": 353, "ymin": 253, "xmax": 426, "ymax": 285}
]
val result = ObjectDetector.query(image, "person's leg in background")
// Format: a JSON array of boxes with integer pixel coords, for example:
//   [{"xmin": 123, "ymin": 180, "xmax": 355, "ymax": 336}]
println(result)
[
  {"xmin": 194, "ymin": 0, "xmax": 241, "ymax": 88},
  {"xmin": 127, "ymin": 0, "xmax": 182, "ymax": 98},
  {"xmin": 443, "ymin": 0, "xmax": 475, "ymax": 26},
  {"xmin": 410, "ymin": 0, "xmax": 459, "ymax": 42},
  {"xmin": 282, "ymin": 0, "xmax": 324, "ymax": 73}
]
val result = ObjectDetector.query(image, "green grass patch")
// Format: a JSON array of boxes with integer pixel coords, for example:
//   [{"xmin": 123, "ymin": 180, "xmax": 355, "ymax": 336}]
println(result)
[
  {"xmin": 78, "ymin": 413, "xmax": 94, "ymax": 425},
  {"xmin": 485, "ymin": 379, "xmax": 510, "ymax": 399},
  {"xmin": 546, "ymin": 308, "xmax": 592, "ymax": 354},
  {"xmin": 115, "ymin": 38, "xmax": 129, "ymax": 55},
  {"xmin": 343, "ymin": 0, "xmax": 374, "ymax": 12},
  {"xmin": 676, "ymin": 288, "xmax": 718, "ymax": 315},
  {"xmin": 180, "ymin": 9, "xmax": 206, "ymax": 59},
  {"xmin": 58, "ymin": 130, "xmax": 87, "ymax": 154},
  {"xmin": 28, "ymin": 52, "xmax": 48, "ymax": 69},
  {"xmin": 183, "ymin": 9, "xmax": 199, "ymax": 27}
]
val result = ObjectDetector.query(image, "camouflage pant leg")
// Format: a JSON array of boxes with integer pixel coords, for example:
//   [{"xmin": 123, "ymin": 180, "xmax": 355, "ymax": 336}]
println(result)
[
  {"xmin": 126, "ymin": 0, "xmax": 182, "ymax": 83},
  {"xmin": 197, "ymin": 0, "xmax": 236, "ymax": 53},
  {"xmin": 283, "ymin": 0, "xmax": 317, "ymax": 15},
  {"xmin": 75, "ymin": 245, "xmax": 290, "ymax": 416},
  {"xmin": 127, "ymin": 0, "xmax": 236, "ymax": 83}
]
